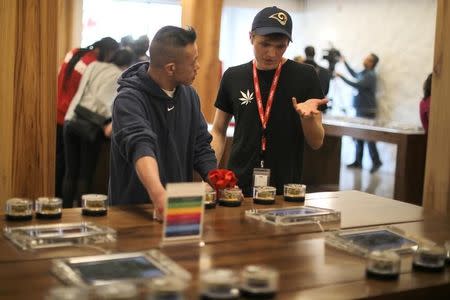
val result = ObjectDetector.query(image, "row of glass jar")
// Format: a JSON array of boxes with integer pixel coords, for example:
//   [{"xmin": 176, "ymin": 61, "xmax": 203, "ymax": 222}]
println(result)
[
  {"xmin": 201, "ymin": 265, "xmax": 279, "ymax": 299},
  {"xmin": 367, "ymin": 243, "xmax": 450, "ymax": 279},
  {"xmin": 46, "ymin": 265, "xmax": 279, "ymax": 300},
  {"xmin": 205, "ymin": 183, "xmax": 307, "ymax": 208},
  {"xmin": 5, "ymin": 194, "xmax": 109, "ymax": 221},
  {"xmin": 47, "ymin": 277, "xmax": 186, "ymax": 300}
]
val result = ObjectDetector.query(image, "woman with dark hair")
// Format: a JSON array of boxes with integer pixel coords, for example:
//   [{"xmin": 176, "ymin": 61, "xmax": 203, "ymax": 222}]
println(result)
[
  {"xmin": 55, "ymin": 37, "xmax": 119, "ymax": 198},
  {"xmin": 419, "ymin": 73, "xmax": 432, "ymax": 133},
  {"xmin": 62, "ymin": 49, "xmax": 134, "ymax": 207}
]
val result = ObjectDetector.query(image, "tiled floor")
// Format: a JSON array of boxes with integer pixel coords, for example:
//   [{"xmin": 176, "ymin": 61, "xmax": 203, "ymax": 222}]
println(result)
[
  {"xmin": 339, "ymin": 164, "xmax": 394, "ymax": 199},
  {"xmin": 307, "ymin": 135, "xmax": 396, "ymax": 198},
  {"xmin": 339, "ymin": 136, "xmax": 395, "ymax": 199}
]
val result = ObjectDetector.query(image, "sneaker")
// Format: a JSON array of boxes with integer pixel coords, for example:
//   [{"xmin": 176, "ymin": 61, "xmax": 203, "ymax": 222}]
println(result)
[
  {"xmin": 370, "ymin": 162, "xmax": 382, "ymax": 174},
  {"xmin": 347, "ymin": 162, "xmax": 362, "ymax": 169}
]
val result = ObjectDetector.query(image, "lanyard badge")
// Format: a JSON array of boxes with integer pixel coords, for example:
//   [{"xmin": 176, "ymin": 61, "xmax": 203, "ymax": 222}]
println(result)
[
  {"xmin": 252, "ymin": 59, "xmax": 282, "ymax": 167},
  {"xmin": 252, "ymin": 168, "xmax": 271, "ymax": 198},
  {"xmin": 251, "ymin": 60, "xmax": 282, "ymax": 197}
]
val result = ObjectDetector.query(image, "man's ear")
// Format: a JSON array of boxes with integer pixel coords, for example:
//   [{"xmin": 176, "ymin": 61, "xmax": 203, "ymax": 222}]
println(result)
[{"xmin": 165, "ymin": 63, "xmax": 176, "ymax": 76}]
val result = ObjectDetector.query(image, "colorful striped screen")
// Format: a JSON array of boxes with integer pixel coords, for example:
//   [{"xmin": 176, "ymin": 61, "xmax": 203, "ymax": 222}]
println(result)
[{"xmin": 164, "ymin": 196, "xmax": 203, "ymax": 238}]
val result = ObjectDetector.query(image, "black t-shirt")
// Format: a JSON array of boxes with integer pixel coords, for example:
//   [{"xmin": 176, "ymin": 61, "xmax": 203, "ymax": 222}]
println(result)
[{"xmin": 215, "ymin": 60, "xmax": 324, "ymax": 195}]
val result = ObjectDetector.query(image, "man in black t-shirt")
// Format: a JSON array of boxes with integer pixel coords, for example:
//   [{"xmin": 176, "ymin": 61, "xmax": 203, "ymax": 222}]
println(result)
[
  {"xmin": 304, "ymin": 46, "xmax": 332, "ymax": 95},
  {"xmin": 211, "ymin": 6, "xmax": 328, "ymax": 196}
]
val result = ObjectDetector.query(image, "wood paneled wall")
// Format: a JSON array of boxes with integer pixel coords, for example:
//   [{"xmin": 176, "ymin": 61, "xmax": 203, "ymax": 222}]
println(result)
[
  {"xmin": 423, "ymin": 0, "xmax": 450, "ymax": 215},
  {"xmin": 0, "ymin": 0, "xmax": 58, "ymax": 212},
  {"xmin": 182, "ymin": 0, "xmax": 223, "ymax": 123},
  {"xmin": 0, "ymin": 0, "xmax": 16, "ymax": 213},
  {"xmin": 57, "ymin": 0, "xmax": 83, "ymax": 64}
]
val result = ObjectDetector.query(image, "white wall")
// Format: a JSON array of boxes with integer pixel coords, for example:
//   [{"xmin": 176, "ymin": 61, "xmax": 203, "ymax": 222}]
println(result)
[
  {"xmin": 293, "ymin": 0, "xmax": 436, "ymax": 173},
  {"xmin": 296, "ymin": 0, "xmax": 436, "ymax": 125},
  {"xmin": 220, "ymin": 0, "xmax": 436, "ymax": 174}
]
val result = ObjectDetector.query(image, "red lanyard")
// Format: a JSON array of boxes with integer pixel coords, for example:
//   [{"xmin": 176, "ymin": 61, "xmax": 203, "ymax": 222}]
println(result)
[{"xmin": 252, "ymin": 59, "xmax": 282, "ymax": 154}]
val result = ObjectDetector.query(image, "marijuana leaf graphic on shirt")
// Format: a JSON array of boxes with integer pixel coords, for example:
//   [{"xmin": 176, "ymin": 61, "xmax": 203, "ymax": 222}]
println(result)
[{"xmin": 238, "ymin": 90, "xmax": 254, "ymax": 105}]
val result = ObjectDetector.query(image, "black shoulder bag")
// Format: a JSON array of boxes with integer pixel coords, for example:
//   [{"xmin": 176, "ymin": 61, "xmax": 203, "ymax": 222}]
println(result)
[{"xmin": 66, "ymin": 105, "xmax": 107, "ymax": 142}]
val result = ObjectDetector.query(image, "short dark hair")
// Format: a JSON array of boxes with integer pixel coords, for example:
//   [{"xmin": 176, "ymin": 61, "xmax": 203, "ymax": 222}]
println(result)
[
  {"xmin": 305, "ymin": 46, "xmax": 315, "ymax": 58},
  {"xmin": 120, "ymin": 35, "xmax": 134, "ymax": 48},
  {"xmin": 133, "ymin": 35, "xmax": 150, "ymax": 56},
  {"xmin": 111, "ymin": 49, "xmax": 135, "ymax": 68},
  {"xmin": 370, "ymin": 53, "xmax": 379, "ymax": 69},
  {"xmin": 149, "ymin": 26, "xmax": 197, "ymax": 68}
]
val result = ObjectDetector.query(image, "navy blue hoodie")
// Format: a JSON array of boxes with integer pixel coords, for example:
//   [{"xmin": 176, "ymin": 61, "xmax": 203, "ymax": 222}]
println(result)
[{"xmin": 109, "ymin": 62, "xmax": 217, "ymax": 205}]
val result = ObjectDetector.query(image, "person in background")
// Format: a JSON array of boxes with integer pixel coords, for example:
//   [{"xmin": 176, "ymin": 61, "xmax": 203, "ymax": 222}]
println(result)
[
  {"xmin": 133, "ymin": 35, "xmax": 150, "ymax": 62},
  {"xmin": 303, "ymin": 46, "xmax": 332, "ymax": 95},
  {"xmin": 419, "ymin": 73, "xmax": 432, "ymax": 133},
  {"xmin": 335, "ymin": 53, "xmax": 382, "ymax": 173},
  {"xmin": 120, "ymin": 35, "xmax": 135, "ymax": 50},
  {"xmin": 211, "ymin": 6, "xmax": 328, "ymax": 196},
  {"xmin": 109, "ymin": 26, "xmax": 217, "ymax": 219},
  {"xmin": 62, "ymin": 49, "xmax": 134, "ymax": 208},
  {"xmin": 56, "ymin": 37, "xmax": 119, "ymax": 198}
]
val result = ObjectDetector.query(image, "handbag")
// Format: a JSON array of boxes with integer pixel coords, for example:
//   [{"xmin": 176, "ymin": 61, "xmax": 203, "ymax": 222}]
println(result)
[{"xmin": 66, "ymin": 104, "xmax": 107, "ymax": 142}]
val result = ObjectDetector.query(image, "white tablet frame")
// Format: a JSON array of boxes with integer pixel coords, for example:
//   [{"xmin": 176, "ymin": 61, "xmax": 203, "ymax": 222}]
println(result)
[
  {"xmin": 3, "ymin": 222, "xmax": 116, "ymax": 250},
  {"xmin": 52, "ymin": 249, "xmax": 191, "ymax": 286}
]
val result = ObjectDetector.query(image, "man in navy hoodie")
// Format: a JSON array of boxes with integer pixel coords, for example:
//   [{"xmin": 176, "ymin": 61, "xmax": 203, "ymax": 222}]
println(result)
[{"xmin": 109, "ymin": 26, "xmax": 217, "ymax": 219}]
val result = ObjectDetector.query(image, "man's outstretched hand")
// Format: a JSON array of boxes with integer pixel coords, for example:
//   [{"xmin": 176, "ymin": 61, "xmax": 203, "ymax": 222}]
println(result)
[{"xmin": 292, "ymin": 97, "xmax": 329, "ymax": 119}]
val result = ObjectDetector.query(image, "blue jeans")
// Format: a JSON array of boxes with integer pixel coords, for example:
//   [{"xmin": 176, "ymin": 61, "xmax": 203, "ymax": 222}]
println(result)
[{"xmin": 354, "ymin": 111, "xmax": 381, "ymax": 165}]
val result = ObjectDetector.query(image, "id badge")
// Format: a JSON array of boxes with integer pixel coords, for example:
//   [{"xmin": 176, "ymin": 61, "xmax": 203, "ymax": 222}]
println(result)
[{"xmin": 252, "ymin": 168, "xmax": 271, "ymax": 197}]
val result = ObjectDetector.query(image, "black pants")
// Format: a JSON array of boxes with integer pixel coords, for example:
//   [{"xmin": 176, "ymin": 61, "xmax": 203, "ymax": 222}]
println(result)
[
  {"xmin": 354, "ymin": 111, "xmax": 381, "ymax": 165},
  {"xmin": 62, "ymin": 122, "xmax": 102, "ymax": 208}
]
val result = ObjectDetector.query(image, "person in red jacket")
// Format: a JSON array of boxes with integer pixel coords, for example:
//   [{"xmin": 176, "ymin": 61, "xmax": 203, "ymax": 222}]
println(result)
[{"xmin": 56, "ymin": 37, "xmax": 119, "ymax": 198}]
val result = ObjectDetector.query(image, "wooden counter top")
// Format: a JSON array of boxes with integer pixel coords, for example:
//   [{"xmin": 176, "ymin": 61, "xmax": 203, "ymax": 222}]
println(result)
[
  {"xmin": 1, "ymin": 220, "xmax": 449, "ymax": 299},
  {"xmin": 0, "ymin": 191, "xmax": 446, "ymax": 299},
  {"xmin": 0, "ymin": 191, "xmax": 423, "ymax": 262}
]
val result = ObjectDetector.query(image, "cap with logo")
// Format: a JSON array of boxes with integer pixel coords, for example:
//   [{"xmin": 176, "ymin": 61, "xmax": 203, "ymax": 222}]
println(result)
[{"xmin": 251, "ymin": 6, "xmax": 293, "ymax": 41}]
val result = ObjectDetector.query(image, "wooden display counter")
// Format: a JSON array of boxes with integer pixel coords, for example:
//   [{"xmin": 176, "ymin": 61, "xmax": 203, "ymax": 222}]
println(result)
[
  {"xmin": 303, "ymin": 116, "xmax": 427, "ymax": 205},
  {"xmin": 211, "ymin": 119, "xmax": 427, "ymax": 205},
  {"xmin": 0, "ymin": 191, "xmax": 423, "ymax": 263},
  {"xmin": 1, "ymin": 191, "xmax": 447, "ymax": 299}
]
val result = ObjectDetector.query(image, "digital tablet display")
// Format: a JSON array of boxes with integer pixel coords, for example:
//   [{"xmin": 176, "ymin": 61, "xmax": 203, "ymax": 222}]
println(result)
[
  {"xmin": 339, "ymin": 229, "xmax": 417, "ymax": 252},
  {"xmin": 69, "ymin": 256, "xmax": 165, "ymax": 284},
  {"xmin": 266, "ymin": 207, "xmax": 326, "ymax": 217}
]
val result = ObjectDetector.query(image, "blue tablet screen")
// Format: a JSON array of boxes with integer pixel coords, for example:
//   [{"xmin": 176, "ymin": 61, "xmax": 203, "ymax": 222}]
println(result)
[
  {"xmin": 70, "ymin": 256, "xmax": 165, "ymax": 284},
  {"xmin": 340, "ymin": 230, "xmax": 417, "ymax": 251}
]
